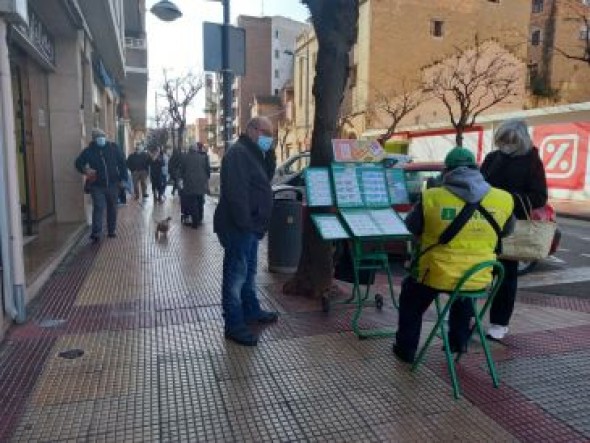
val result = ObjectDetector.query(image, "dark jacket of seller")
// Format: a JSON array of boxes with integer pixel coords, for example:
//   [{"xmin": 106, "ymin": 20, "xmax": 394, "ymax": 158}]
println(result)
[
  {"xmin": 213, "ymin": 134, "xmax": 276, "ymax": 237},
  {"xmin": 75, "ymin": 141, "xmax": 128, "ymax": 188}
]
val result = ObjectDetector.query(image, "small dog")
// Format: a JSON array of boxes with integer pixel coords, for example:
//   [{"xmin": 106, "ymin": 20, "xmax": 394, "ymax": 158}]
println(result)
[{"xmin": 155, "ymin": 216, "xmax": 172, "ymax": 240}]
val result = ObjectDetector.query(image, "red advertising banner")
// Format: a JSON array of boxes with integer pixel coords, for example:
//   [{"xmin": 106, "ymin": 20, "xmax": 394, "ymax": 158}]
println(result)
[{"xmin": 533, "ymin": 122, "xmax": 590, "ymax": 190}]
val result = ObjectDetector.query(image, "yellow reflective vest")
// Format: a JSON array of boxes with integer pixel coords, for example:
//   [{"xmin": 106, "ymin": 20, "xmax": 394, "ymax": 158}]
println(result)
[{"xmin": 414, "ymin": 186, "xmax": 514, "ymax": 292}]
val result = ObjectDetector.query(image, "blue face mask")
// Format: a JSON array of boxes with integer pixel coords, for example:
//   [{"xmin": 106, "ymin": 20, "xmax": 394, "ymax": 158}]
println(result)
[
  {"xmin": 258, "ymin": 135, "xmax": 274, "ymax": 152},
  {"xmin": 96, "ymin": 137, "xmax": 107, "ymax": 147}
]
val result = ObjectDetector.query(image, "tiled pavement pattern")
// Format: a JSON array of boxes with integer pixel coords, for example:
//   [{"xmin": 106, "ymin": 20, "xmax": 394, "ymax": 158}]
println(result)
[{"xmin": 1, "ymin": 197, "xmax": 590, "ymax": 442}]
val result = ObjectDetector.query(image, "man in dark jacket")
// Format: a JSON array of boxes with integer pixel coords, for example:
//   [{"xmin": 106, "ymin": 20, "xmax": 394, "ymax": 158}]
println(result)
[
  {"xmin": 126, "ymin": 146, "xmax": 150, "ymax": 200},
  {"xmin": 214, "ymin": 116, "xmax": 278, "ymax": 346},
  {"xmin": 75, "ymin": 128, "xmax": 128, "ymax": 242},
  {"xmin": 180, "ymin": 142, "xmax": 210, "ymax": 227}
]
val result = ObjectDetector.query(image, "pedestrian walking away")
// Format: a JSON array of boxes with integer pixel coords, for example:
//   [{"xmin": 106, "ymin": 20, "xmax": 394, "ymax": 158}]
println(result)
[
  {"xmin": 126, "ymin": 145, "xmax": 150, "ymax": 200},
  {"xmin": 180, "ymin": 142, "xmax": 210, "ymax": 228},
  {"xmin": 393, "ymin": 147, "xmax": 515, "ymax": 364},
  {"xmin": 75, "ymin": 128, "xmax": 128, "ymax": 242},
  {"xmin": 213, "ymin": 116, "xmax": 279, "ymax": 346},
  {"xmin": 480, "ymin": 119, "xmax": 548, "ymax": 341},
  {"xmin": 148, "ymin": 147, "xmax": 166, "ymax": 204}
]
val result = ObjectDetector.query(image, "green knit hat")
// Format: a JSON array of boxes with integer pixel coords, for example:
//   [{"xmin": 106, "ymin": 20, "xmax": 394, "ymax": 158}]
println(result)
[{"xmin": 444, "ymin": 147, "xmax": 476, "ymax": 169}]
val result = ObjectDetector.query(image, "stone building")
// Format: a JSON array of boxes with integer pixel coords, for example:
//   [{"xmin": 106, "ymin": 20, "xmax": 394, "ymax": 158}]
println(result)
[{"xmin": 528, "ymin": 0, "xmax": 590, "ymax": 106}]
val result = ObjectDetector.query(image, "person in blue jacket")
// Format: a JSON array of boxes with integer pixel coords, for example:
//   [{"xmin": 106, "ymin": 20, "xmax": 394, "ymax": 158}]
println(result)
[{"xmin": 75, "ymin": 128, "xmax": 128, "ymax": 243}]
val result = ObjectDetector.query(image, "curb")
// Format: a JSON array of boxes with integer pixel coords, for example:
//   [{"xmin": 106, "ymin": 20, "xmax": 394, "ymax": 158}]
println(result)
[
  {"xmin": 556, "ymin": 212, "xmax": 590, "ymax": 223},
  {"xmin": 25, "ymin": 223, "xmax": 87, "ymax": 303}
]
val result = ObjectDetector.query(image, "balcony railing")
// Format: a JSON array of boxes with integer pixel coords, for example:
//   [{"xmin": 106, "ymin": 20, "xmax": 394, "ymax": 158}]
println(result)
[{"xmin": 125, "ymin": 37, "xmax": 146, "ymax": 49}]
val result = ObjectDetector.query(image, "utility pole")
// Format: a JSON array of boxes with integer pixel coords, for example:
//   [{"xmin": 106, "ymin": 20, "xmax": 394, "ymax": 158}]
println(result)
[{"xmin": 222, "ymin": 0, "xmax": 233, "ymax": 152}]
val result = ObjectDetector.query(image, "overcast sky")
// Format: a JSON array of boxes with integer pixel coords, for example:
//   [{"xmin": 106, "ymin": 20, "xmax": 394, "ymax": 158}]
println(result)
[{"xmin": 146, "ymin": 0, "xmax": 310, "ymax": 125}]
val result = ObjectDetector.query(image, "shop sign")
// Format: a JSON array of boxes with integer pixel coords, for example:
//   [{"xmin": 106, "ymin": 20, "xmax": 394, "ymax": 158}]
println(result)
[
  {"xmin": 15, "ymin": 6, "xmax": 55, "ymax": 65},
  {"xmin": 534, "ymin": 122, "xmax": 590, "ymax": 190}
]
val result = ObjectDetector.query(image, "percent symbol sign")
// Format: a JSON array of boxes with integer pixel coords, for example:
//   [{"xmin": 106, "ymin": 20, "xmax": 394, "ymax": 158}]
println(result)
[{"xmin": 545, "ymin": 141, "xmax": 571, "ymax": 172}]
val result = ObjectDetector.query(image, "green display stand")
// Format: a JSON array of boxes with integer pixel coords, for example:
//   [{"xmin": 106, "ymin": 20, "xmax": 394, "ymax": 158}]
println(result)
[{"xmin": 307, "ymin": 162, "xmax": 412, "ymax": 339}]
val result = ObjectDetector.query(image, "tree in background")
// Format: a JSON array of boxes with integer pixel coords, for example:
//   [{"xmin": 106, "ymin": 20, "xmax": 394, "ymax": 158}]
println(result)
[
  {"xmin": 370, "ymin": 80, "xmax": 426, "ymax": 143},
  {"xmin": 283, "ymin": 0, "xmax": 359, "ymax": 299},
  {"xmin": 146, "ymin": 127, "xmax": 169, "ymax": 151},
  {"xmin": 160, "ymin": 70, "xmax": 203, "ymax": 150},
  {"xmin": 423, "ymin": 36, "xmax": 521, "ymax": 147}
]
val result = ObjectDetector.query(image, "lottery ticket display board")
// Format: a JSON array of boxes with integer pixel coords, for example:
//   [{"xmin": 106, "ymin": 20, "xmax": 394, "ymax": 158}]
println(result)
[
  {"xmin": 385, "ymin": 168, "xmax": 410, "ymax": 205},
  {"xmin": 304, "ymin": 168, "xmax": 334, "ymax": 207},
  {"xmin": 331, "ymin": 164, "xmax": 363, "ymax": 207},
  {"xmin": 340, "ymin": 208, "xmax": 410, "ymax": 238},
  {"xmin": 357, "ymin": 164, "xmax": 390, "ymax": 207},
  {"xmin": 310, "ymin": 214, "xmax": 350, "ymax": 240}
]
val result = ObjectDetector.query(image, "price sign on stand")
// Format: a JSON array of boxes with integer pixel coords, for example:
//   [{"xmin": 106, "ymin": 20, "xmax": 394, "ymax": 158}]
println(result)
[
  {"xmin": 305, "ymin": 168, "xmax": 334, "ymax": 207},
  {"xmin": 340, "ymin": 210, "xmax": 382, "ymax": 237},
  {"xmin": 331, "ymin": 163, "xmax": 363, "ymax": 207},
  {"xmin": 385, "ymin": 168, "xmax": 410, "ymax": 205}
]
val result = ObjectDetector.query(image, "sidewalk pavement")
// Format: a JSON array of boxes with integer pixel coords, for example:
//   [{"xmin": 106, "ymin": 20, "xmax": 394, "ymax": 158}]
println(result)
[{"xmin": 1, "ymin": 196, "xmax": 590, "ymax": 442}]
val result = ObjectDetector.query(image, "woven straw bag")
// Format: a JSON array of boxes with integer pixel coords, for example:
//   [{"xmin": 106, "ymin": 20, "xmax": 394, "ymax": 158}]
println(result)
[{"xmin": 498, "ymin": 195, "xmax": 557, "ymax": 261}]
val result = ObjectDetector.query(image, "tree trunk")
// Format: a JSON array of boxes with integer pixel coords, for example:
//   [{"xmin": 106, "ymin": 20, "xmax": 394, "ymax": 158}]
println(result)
[
  {"xmin": 283, "ymin": 0, "xmax": 359, "ymax": 299},
  {"xmin": 177, "ymin": 124, "xmax": 185, "ymax": 150}
]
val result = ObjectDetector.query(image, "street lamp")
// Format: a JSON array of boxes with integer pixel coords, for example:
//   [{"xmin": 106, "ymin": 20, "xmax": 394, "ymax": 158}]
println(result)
[
  {"xmin": 150, "ymin": 0, "xmax": 182, "ymax": 22},
  {"xmin": 284, "ymin": 47, "xmax": 310, "ymax": 149},
  {"xmin": 151, "ymin": 0, "xmax": 233, "ymax": 151}
]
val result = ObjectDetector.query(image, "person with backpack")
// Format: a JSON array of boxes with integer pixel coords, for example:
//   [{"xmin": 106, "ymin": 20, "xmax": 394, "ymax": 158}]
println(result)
[{"xmin": 393, "ymin": 147, "xmax": 515, "ymax": 364}]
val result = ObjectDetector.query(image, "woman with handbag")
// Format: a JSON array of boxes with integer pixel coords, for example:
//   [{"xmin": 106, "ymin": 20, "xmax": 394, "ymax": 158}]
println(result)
[{"xmin": 480, "ymin": 119, "xmax": 548, "ymax": 340}]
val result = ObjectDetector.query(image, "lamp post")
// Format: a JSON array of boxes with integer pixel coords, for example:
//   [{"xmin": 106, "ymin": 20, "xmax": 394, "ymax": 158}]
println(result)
[{"xmin": 151, "ymin": 0, "xmax": 233, "ymax": 151}]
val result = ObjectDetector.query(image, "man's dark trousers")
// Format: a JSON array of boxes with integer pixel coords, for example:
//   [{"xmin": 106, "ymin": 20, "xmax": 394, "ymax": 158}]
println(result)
[
  {"xmin": 395, "ymin": 276, "xmax": 473, "ymax": 361},
  {"xmin": 184, "ymin": 193, "xmax": 205, "ymax": 226},
  {"xmin": 90, "ymin": 185, "xmax": 119, "ymax": 236}
]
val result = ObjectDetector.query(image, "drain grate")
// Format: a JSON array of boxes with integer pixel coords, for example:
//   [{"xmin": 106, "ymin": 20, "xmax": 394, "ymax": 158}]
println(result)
[
  {"xmin": 37, "ymin": 319, "xmax": 66, "ymax": 328},
  {"xmin": 58, "ymin": 349, "xmax": 84, "ymax": 359}
]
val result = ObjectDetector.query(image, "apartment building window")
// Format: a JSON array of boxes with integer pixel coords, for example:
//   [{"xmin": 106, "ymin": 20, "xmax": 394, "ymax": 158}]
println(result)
[
  {"xmin": 532, "ymin": 0, "xmax": 544, "ymax": 12},
  {"xmin": 430, "ymin": 20, "xmax": 444, "ymax": 38},
  {"xmin": 275, "ymin": 29, "xmax": 279, "ymax": 39},
  {"xmin": 531, "ymin": 29, "xmax": 542, "ymax": 46},
  {"xmin": 488, "ymin": 0, "xmax": 500, "ymax": 3},
  {"xmin": 527, "ymin": 63, "xmax": 539, "ymax": 87},
  {"xmin": 275, "ymin": 49, "xmax": 280, "ymax": 58},
  {"xmin": 275, "ymin": 88, "xmax": 279, "ymax": 95},
  {"xmin": 349, "ymin": 64, "xmax": 358, "ymax": 88},
  {"xmin": 274, "ymin": 69, "xmax": 279, "ymax": 79},
  {"xmin": 579, "ymin": 25, "xmax": 589, "ymax": 40},
  {"xmin": 583, "ymin": 0, "xmax": 590, "ymax": 6}
]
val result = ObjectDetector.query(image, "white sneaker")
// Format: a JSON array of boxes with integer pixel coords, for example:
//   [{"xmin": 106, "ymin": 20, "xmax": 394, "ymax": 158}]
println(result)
[{"xmin": 487, "ymin": 324, "xmax": 509, "ymax": 340}]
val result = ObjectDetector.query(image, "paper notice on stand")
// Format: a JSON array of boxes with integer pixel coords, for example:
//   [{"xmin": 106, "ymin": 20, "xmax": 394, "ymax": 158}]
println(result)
[
  {"xmin": 332, "ymin": 164, "xmax": 363, "ymax": 207},
  {"xmin": 340, "ymin": 211, "xmax": 382, "ymax": 237},
  {"xmin": 311, "ymin": 214, "xmax": 350, "ymax": 240}
]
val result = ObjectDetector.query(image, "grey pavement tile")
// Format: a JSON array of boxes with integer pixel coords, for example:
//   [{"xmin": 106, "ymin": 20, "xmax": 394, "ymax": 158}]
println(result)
[
  {"xmin": 10, "ymin": 400, "xmax": 95, "ymax": 442},
  {"xmin": 287, "ymin": 393, "xmax": 372, "ymax": 439},
  {"xmin": 225, "ymin": 401, "xmax": 306, "ymax": 442}
]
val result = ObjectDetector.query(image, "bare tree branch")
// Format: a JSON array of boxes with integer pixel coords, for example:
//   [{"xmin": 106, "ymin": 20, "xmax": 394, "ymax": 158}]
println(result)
[{"xmin": 423, "ymin": 35, "xmax": 521, "ymax": 146}]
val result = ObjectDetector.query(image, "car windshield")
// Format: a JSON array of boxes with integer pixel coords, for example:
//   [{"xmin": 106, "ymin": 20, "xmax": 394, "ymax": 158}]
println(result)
[{"xmin": 283, "ymin": 154, "xmax": 310, "ymax": 174}]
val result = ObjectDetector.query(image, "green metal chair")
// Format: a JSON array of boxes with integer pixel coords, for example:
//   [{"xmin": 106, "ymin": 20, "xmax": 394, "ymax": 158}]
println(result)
[{"xmin": 411, "ymin": 260, "xmax": 505, "ymax": 399}]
